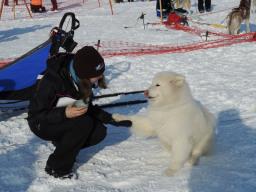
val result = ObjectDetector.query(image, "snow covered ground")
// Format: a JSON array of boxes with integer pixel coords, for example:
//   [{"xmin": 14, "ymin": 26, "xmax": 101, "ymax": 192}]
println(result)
[{"xmin": 0, "ymin": 0, "xmax": 256, "ymax": 191}]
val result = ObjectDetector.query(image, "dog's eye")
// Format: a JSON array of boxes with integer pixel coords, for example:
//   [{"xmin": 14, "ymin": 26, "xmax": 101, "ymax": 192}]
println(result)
[{"xmin": 156, "ymin": 84, "xmax": 160, "ymax": 87}]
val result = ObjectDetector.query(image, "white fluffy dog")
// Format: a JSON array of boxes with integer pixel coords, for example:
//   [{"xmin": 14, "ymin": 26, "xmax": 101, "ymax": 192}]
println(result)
[{"xmin": 113, "ymin": 71, "xmax": 216, "ymax": 176}]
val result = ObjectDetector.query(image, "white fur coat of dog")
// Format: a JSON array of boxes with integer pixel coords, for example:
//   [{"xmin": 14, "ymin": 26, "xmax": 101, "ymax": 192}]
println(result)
[{"xmin": 113, "ymin": 71, "xmax": 216, "ymax": 176}]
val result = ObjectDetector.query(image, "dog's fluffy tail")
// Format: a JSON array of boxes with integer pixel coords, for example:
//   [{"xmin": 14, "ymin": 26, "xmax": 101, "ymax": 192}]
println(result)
[
  {"xmin": 200, "ymin": 105, "xmax": 217, "ymax": 131},
  {"xmin": 202, "ymin": 106, "xmax": 217, "ymax": 128}
]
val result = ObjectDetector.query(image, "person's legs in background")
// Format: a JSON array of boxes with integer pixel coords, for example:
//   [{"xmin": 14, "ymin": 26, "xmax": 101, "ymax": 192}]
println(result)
[
  {"xmin": 205, "ymin": 0, "xmax": 211, "ymax": 12},
  {"xmin": 51, "ymin": 0, "xmax": 58, "ymax": 11},
  {"xmin": 198, "ymin": 0, "xmax": 204, "ymax": 13},
  {"xmin": 198, "ymin": 0, "xmax": 211, "ymax": 13}
]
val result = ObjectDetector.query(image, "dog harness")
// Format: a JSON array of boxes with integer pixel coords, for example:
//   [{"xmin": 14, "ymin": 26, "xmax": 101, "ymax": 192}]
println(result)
[{"xmin": 232, "ymin": 5, "xmax": 249, "ymax": 19}]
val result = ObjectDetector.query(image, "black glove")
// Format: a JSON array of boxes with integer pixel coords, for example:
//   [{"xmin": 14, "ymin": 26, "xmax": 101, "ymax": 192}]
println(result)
[
  {"xmin": 108, "ymin": 118, "xmax": 132, "ymax": 127},
  {"xmin": 92, "ymin": 105, "xmax": 132, "ymax": 127}
]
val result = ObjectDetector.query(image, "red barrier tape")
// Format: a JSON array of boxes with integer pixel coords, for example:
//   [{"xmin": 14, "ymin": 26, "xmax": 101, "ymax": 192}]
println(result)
[{"xmin": 1, "ymin": 25, "xmax": 255, "ymax": 68}]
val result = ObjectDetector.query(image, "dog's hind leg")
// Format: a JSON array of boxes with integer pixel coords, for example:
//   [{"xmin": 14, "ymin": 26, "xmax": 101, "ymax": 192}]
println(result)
[
  {"xmin": 234, "ymin": 26, "xmax": 240, "ymax": 35},
  {"xmin": 164, "ymin": 139, "xmax": 192, "ymax": 176},
  {"xmin": 188, "ymin": 132, "xmax": 214, "ymax": 166},
  {"xmin": 236, "ymin": 27, "xmax": 241, "ymax": 35},
  {"xmin": 245, "ymin": 18, "xmax": 250, "ymax": 33},
  {"xmin": 227, "ymin": 14, "xmax": 233, "ymax": 34}
]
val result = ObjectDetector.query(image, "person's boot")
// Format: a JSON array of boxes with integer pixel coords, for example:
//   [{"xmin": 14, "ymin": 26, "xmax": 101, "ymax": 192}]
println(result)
[
  {"xmin": 41, "ymin": 6, "xmax": 46, "ymax": 12},
  {"xmin": 4, "ymin": 0, "xmax": 8, "ymax": 6},
  {"xmin": 205, "ymin": 0, "xmax": 211, "ymax": 12},
  {"xmin": 51, "ymin": 0, "xmax": 58, "ymax": 11},
  {"xmin": 45, "ymin": 165, "xmax": 73, "ymax": 179},
  {"xmin": 198, "ymin": 0, "xmax": 204, "ymax": 13}
]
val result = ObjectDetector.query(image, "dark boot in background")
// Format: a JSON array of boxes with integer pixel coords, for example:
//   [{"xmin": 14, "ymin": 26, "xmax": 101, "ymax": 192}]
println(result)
[
  {"xmin": 198, "ymin": 0, "xmax": 204, "ymax": 13},
  {"xmin": 205, "ymin": 0, "xmax": 211, "ymax": 12},
  {"xmin": 51, "ymin": 0, "xmax": 58, "ymax": 11}
]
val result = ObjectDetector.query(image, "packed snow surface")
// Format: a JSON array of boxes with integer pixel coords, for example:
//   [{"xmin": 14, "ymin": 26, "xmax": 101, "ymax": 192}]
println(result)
[{"xmin": 0, "ymin": 0, "xmax": 256, "ymax": 191}]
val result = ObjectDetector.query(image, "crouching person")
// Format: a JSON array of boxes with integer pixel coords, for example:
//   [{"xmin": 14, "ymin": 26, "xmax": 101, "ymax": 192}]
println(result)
[{"xmin": 27, "ymin": 46, "xmax": 131, "ymax": 179}]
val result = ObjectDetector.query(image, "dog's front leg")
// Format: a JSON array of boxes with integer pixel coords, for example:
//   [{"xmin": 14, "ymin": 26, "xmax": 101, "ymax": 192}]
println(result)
[
  {"xmin": 113, "ymin": 114, "xmax": 155, "ymax": 137},
  {"xmin": 112, "ymin": 113, "xmax": 131, "ymax": 122},
  {"xmin": 245, "ymin": 18, "xmax": 250, "ymax": 33}
]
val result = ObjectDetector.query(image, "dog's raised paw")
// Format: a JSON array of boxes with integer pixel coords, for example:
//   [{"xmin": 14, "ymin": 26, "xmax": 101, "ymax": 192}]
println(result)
[{"xmin": 112, "ymin": 114, "xmax": 125, "ymax": 122}]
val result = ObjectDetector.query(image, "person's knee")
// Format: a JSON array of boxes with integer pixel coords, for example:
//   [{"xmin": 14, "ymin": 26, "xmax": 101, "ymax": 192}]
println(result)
[
  {"xmin": 96, "ymin": 123, "xmax": 107, "ymax": 142},
  {"xmin": 73, "ymin": 115, "xmax": 94, "ymax": 135},
  {"xmin": 82, "ymin": 121, "xmax": 107, "ymax": 148}
]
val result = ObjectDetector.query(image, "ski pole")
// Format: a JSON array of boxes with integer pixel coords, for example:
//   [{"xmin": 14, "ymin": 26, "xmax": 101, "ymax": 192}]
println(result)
[
  {"xmin": 95, "ymin": 40, "xmax": 101, "ymax": 51},
  {"xmin": 93, "ymin": 90, "xmax": 145, "ymax": 99},
  {"xmin": 100, "ymin": 99, "xmax": 147, "ymax": 108}
]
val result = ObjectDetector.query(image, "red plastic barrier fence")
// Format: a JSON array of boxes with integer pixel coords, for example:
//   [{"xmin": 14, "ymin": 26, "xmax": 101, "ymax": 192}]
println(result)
[{"xmin": 1, "ymin": 25, "xmax": 255, "ymax": 68}]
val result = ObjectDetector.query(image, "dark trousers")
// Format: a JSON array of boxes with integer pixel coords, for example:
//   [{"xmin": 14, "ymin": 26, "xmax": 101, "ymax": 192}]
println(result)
[
  {"xmin": 30, "ymin": 4, "xmax": 46, "ymax": 13},
  {"xmin": 198, "ymin": 0, "xmax": 211, "ymax": 10},
  {"xmin": 51, "ymin": 0, "xmax": 58, "ymax": 9},
  {"xmin": 156, "ymin": 0, "xmax": 169, "ymax": 10},
  {"xmin": 29, "ymin": 115, "xmax": 106, "ymax": 175}
]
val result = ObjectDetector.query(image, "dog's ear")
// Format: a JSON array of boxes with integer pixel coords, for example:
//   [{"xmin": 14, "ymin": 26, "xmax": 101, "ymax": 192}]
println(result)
[{"xmin": 173, "ymin": 75, "xmax": 185, "ymax": 88}]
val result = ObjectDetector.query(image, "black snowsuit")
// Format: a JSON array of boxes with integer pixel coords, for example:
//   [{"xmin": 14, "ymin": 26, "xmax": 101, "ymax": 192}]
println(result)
[{"xmin": 27, "ymin": 53, "xmax": 109, "ymax": 176}]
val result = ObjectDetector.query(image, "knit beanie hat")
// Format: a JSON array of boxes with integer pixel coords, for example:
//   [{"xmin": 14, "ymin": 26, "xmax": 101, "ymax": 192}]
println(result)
[{"xmin": 73, "ymin": 46, "xmax": 105, "ymax": 79}]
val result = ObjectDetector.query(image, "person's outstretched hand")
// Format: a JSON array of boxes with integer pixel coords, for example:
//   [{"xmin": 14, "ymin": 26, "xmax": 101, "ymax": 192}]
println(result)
[{"xmin": 93, "ymin": 105, "xmax": 132, "ymax": 127}]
